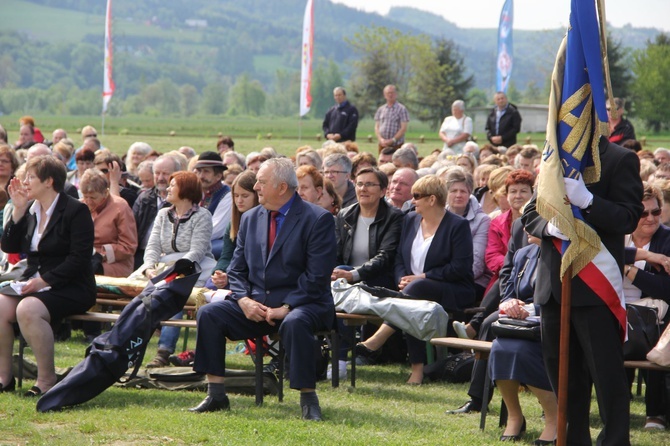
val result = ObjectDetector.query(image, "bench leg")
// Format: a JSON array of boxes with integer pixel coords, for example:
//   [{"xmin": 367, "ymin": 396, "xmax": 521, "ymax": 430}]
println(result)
[
  {"xmin": 330, "ymin": 331, "xmax": 339, "ymax": 388},
  {"xmin": 480, "ymin": 363, "xmax": 491, "ymax": 431},
  {"xmin": 254, "ymin": 336, "xmax": 264, "ymax": 406},
  {"xmin": 18, "ymin": 335, "xmax": 26, "ymax": 389},
  {"xmin": 277, "ymin": 341, "xmax": 284, "ymax": 403},
  {"xmin": 349, "ymin": 326, "xmax": 357, "ymax": 387}
]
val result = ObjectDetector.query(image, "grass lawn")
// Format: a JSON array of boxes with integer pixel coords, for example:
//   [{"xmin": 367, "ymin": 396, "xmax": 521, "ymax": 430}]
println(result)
[
  {"xmin": 2, "ymin": 114, "xmax": 669, "ymax": 160},
  {"xmin": 3, "ymin": 329, "xmax": 668, "ymax": 445}
]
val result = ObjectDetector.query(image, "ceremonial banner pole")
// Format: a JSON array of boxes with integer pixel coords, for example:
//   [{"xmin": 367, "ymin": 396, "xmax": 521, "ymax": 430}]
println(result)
[
  {"xmin": 102, "ymin": 0, "xmax": 115, "ymax": 136},
  {"xmin": 537, "ymin": 2, "xmax": 620, "ymax": 444},
  {"xmin": 557, "ymin": 266, "xmax": 571, "ymax": 446},
  {"xmin": 298, "ymin": 0, "xmax": 314, "ymax": 141}
]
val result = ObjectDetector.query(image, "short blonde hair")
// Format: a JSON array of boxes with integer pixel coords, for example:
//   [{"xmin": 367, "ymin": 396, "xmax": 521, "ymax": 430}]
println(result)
[{"xmin": 412, "ymin": 174, "xmax": 447, "ymax": 207}]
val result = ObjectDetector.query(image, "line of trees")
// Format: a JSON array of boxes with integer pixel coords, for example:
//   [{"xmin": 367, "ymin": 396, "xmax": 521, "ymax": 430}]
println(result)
[{"xmin": 1, "ymin": 25, "xmax": 668, "ymax": 132}]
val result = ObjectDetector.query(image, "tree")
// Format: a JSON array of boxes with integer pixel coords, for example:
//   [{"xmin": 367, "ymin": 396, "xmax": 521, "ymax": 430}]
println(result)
[
  {"xmin": 348, "ymin": 47, "xmax": 393, "ymax": 118},
  {"xmin": 632, "ymin": 33, "xmax": 670, "ymax": 132},
  {"xmin": 310, "ymin": 60, "xmax": 344, "ymax": 118},
  {"xmin": 228, "ymin": 74, "xmax": 266, "ymax": 117},
  {"xmin": 607, "ymin": 36, "xmax": 633, "ymax": 110},
  {"xmin": 347, "ymin": 26, "xmax": 424, "ymax": 118},
  {"xmin": 409, "ymin": 38, "xmax": 474, "ymax": 130},
  {"xmin": 265, "ymin": 70, "xmax": 300, "ymax": 117},
  {"xmin": 179, "ymin": 84, "xmax": 199, "ymax": 117},
  {"xmin": 201, "ymin": 83, "xmax": 228, "ymax": 115}
]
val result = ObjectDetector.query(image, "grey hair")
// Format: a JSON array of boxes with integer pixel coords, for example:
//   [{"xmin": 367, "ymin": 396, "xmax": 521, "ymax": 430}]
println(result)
[
  {"xmin": 452, "ymin": 100, "xmax": 465, "ymax": 111},
  {"xmin": 154, "ymin": 154, "xmax": 182, "ymax": 173},
  {"xmin": 262, "ymin": 157, "xmax": 298, "ymax": 190},
  {"xmin": 128, "ymin": 141, "xmax": 152, "ymax": 156},
  {"xmin": 296, "ymin": 149, "xmax": 322, "ymax": 169},
  {"xmin": 444, "ymin": 167, "xmax": 474, "ymax": 193},
  {"xmin": 323, "ymin": 153, "xmax": 352, "ymax": 173},
  {"xmin": 137, "ymin": 160, "xmax": 154, "ymax": 174},
  {"xmin": 392, "ymin": 147, "xmax": 419, "ymax": 170},
  {"xmin": 333, "ymin": 86, "xmax": 346, "ymax": 95}
]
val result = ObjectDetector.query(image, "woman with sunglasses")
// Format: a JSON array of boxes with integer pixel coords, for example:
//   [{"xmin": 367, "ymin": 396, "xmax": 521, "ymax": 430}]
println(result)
[
  {"xmin": 623, "ymin": 182, "xmax": 670, "ymax": 430},
  {"xmin": 356, "ymin": 174, "xmax": 475, "ymax": 384}
]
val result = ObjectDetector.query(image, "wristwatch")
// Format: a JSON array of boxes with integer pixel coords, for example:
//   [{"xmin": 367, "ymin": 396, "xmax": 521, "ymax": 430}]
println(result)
[{"xmin": 282, "ymin": 303, "xmax": 291, "ymax": 311}]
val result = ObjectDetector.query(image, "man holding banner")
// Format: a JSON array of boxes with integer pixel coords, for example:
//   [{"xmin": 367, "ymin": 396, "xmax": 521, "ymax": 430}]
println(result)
[{"xmin": 522, "ymin": 1, "xmax": 643, "ymax": 444}]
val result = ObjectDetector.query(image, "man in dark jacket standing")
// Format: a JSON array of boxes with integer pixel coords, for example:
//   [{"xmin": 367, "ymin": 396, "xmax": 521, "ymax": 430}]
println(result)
[
  {"xmin": 485, "ymin": 92, "xmax": 522, "ymax": 148},
  {"xmin": 322, "ymin": 87, "xmax": 359, "ymax": 142}
]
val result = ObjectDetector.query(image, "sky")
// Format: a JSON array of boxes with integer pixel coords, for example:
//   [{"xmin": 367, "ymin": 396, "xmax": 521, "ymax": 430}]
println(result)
[{"xmin": 331, "ymin": 0, "xmax": 670, "ymax": 32}]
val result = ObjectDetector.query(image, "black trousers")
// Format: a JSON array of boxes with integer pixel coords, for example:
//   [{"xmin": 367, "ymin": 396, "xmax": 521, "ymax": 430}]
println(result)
[
  {"xmin": 193, "ymin": 299, "xmax": 330, "ymax": 390},
  {"xmin": 542, "ymin": 299, "xmax": 630, "ymax": 446}
]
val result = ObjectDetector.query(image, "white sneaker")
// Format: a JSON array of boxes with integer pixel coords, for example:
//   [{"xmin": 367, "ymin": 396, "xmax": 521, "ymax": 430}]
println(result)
[
  {"xmin": 453, "ymin": 321, "xmax": 470, "ymax": 339},
  {"xmin": 326, "ymin": 360, "xmax": 348, "ymax": 381}
]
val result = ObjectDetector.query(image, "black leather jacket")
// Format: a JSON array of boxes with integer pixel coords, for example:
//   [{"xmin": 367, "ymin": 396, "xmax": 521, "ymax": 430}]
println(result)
[{"xmin": 336, "ymin": 199, "xmax": 403, "ymax": 287}]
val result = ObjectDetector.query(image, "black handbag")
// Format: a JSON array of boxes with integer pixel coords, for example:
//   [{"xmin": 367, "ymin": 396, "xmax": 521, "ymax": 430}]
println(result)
[
  {"xmin": 491, "ymin": 317, "xmax": 541, "ymax": 341},
  {"xmin": 623, "ymin": 304, "xmax": 660, "ymax": 360}
]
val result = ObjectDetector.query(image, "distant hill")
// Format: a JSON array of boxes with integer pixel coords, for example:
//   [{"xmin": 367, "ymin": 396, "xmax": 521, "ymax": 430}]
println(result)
[{"xmin": 0, "ymin": 0, "xmax": 663, "ymax": 95}]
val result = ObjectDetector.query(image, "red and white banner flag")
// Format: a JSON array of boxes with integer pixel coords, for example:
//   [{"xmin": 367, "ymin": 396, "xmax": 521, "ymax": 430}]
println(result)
[
  {"xmin": 102, "ymin": 0, "xmax": 115, "ymax": 114},
  {"xmin": 299, "ymin": 0, "xmax": 314, "ymax": 117}
]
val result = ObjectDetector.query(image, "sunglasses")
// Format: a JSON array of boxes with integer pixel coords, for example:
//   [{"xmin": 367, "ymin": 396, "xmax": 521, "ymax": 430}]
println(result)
[
  {"xmin": 99, "ymin": 168, "xmax": 110, "ymax": 174},
  {"xmin": 412, "ymin": 193, "xmax": 431, "ymax": 200},
  {"xmin": 640, "ymin": 208, "xmax": 662, "ymax": 219}
]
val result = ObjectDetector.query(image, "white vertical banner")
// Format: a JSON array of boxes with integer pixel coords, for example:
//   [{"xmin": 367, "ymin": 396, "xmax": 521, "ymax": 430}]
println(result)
[
  {"xmin": 102, "ymin": 0, "xmax": 115, "ymax": 114},
  {"xmin": 299, "ymin": 0, "xmax": 314, "ymax": 117}
]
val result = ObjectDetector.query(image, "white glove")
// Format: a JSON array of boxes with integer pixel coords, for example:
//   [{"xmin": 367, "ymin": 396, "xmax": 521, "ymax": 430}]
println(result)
[
  {"xmin": 564, "ymin": 177, "xmax": 593, "ymax": 209},
  {"xmin": 546, "ymin": 222, "xmax": 569, "ymax": 241}
]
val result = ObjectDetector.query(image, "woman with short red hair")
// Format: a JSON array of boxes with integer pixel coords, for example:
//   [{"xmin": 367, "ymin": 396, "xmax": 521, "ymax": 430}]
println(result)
[{"xmin": 130, "ymin": 171, "xmax": 215, "ymax": 367}]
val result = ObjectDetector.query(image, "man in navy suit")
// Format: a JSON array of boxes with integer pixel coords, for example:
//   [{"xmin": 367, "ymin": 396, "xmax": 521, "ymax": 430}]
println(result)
[{"xmin": 189, "ymin": 158, "xmax": 337, "ymax": 421}]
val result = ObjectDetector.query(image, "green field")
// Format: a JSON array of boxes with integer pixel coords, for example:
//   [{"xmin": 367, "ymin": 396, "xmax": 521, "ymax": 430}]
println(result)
[
  {"xmin": 4, "ymin": 331, "xmax": 667, "ymax": 445},
  {"xmin": 0, "ymin": 0, "xmax": 204, "ymax": 43},
  {"xmin": 2, "ymin": 115, "xmax": 669, "ymax": 159}
]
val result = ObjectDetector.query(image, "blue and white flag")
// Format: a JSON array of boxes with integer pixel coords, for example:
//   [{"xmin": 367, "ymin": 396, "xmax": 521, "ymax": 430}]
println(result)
[
  {"xmin": 537, "ymin": 0, "xmax": 626, "ymax": 338},
  {"xmin": 496, "ymin": 0, "xmax": 513, "ymax": 93}
]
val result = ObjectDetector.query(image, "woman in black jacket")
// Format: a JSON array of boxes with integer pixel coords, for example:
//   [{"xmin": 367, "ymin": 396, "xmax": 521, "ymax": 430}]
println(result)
[
  {"xmin": 0, "ymin": 156, "xmax": 95, "ymax": 397},
  {"xmin": 331, "ymin": 167, "xmax": 403, "ymax": 289},
  {"xmin": 330, "ymin": 167, "xmax": 403, "ymax": 377}
]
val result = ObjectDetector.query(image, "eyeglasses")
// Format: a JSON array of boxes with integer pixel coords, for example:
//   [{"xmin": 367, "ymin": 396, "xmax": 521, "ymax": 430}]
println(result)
[
  {"xmin": 0, "ymin": 158, "xmax": 11, "ymax": 165},
  {"xmin": 85, "ymin": 134, "xmax": 97, "ymax": 138},
  {"xmin": 412, "ymin": 193, "xmax": 431, "ymax": 200},
  {"xmin": 640, "ymin": 208, "xmax": 662, "ymax": 219},
  {"xmin": 355, "ymin": 182, "xmax": 380, "ymax": 189},
  {"xmin": 323, "ymin": 170, "xmax": 347, "ymax": 176}
]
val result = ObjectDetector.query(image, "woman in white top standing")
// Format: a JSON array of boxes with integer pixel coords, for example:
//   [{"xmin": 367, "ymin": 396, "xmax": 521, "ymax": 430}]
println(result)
[{"xmin": 439, "ymin": 100, "xmax": 473, "ymax": 153}]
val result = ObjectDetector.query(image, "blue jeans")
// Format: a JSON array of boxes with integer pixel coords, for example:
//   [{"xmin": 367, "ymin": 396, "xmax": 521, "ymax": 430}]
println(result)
[{"xmin": 157, "ymin": 310, "xmax": 183, "ymax": 353}]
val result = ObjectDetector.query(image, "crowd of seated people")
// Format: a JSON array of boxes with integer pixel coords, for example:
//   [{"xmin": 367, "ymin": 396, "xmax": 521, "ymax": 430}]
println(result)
[{"xmin": 1, "ymin": 119, "xmax": 668, "ymax": 433}]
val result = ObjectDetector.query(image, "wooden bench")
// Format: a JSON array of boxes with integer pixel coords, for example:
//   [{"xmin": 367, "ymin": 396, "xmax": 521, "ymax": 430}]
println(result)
[
  {"xmin": 251, "ymin": 312, "xmax": 384, "ymax": 406},
  {"xmin": 17, "ymin": 311, "xmax": 198, "ymax": 388},
  {"xmin": 430, "ymin": 338, "xmax": 670, "ymax": 431},
  {"xmin": 430, "ymin": 337, "xmax": 497, "ymax": 430}
]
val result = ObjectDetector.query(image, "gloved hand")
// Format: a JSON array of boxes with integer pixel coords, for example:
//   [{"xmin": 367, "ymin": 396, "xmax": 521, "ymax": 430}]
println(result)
[
  {"xmin": 564, "ymin": 177, "xmax": 593, "ymax": 209},
  {"xmin": 546, "ymin": 222, "xmax": 569, "ymax": 241}
]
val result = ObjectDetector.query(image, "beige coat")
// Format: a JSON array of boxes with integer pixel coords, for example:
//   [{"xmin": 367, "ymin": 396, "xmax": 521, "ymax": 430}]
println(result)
[{"xmin": 88, "ymin": 194, "xmax": 138, "ymax": 277}]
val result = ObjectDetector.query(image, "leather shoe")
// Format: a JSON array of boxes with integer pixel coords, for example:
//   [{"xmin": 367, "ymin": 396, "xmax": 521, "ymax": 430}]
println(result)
[
  {"xmin": 301, "ymin": 403, "xmax": 323, "ymax": 421},
  {"xmin": 0, "ymin": 377, "xmax": 15, "ymax": 393},
  {"xmin": 533, "ymin": 439, "xmax": 556, "ymax": 445},
  {"xmin": 188, "ymin": 395, "xmax": 230, "ymax": 413},
  {"xmin": 446, "ymin": 400, "xmax": 481, "ymax": 414}
]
